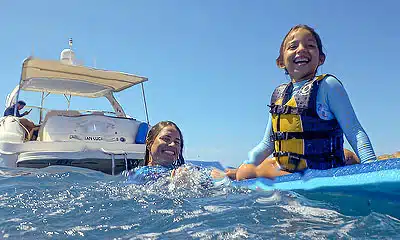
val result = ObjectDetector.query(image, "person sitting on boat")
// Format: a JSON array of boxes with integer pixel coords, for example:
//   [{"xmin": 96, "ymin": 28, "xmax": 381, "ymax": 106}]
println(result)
[
  {"xmin": 3, "ymin": 100, "xmax": 39, "ymax": 140},
  {"xmin": 128, "ymin": 121, "xmax": 186, "ymax": 184},
  {"xmin": 4, "ymin": 100, "xmax": 31, "ymax": 118},
  {"xmin": 226, "ymin": 24, "xmax": 377, "ymax": 180}
]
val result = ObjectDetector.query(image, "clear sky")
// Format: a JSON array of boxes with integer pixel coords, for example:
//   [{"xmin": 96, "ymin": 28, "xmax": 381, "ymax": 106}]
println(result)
[{"xmin": 0, "ymin": 0, "xmax": 399, "ymax": 167}]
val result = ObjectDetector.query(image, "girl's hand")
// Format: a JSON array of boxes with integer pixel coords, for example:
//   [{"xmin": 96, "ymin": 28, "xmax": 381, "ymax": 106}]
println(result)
[
  {"xmin": 170, "ymin": 166, "xmax": 189, "ymax": 178},
  {"xmin": 210, "ymin": 168, "xmax": 226, "ymax": 180},
  {"xmin": 224, "ymin": 168, "xmax": 237, "ymax": 180},
  {"xmin": 236, "ymin": 164, "xmax": 257, "ymax": 180}
]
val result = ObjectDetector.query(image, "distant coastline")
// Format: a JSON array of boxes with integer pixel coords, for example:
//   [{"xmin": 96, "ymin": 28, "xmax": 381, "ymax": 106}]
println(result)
[{"xmin": 378, "ymin": 151, "xmax": 400, "ymax": 160}]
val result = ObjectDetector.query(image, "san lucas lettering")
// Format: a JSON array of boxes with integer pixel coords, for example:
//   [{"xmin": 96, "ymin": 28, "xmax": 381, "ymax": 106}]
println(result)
[{"xmin": 85, "ymin": 136, "xmax": 103, "ymax": 141}]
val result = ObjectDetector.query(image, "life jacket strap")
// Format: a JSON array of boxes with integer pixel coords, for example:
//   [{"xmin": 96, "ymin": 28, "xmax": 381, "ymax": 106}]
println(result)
[
  {"xmin": 274, "ymin": 151, "xmax": 345, "ymax": 171},
  {"xmin": 271, "ymin": 131, "xmax": 338, "ymax": 141},
  {"xmin": 269, "ymin": 104, "xmax": 315, "ymax": 116},
  {"xmin": 274, "ymin": 152, "xmax": 307, "ymax": 173}
]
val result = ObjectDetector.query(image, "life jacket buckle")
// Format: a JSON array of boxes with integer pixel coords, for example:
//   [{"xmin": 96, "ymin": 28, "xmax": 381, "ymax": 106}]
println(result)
[
  {"xmin": 274, "ymin": 132, "xmax": 288, "ymax": 141},
  {"xmin": 287, "ymin": 152, "xmax": 300, "ymax": 161},
  {"xmin": 283, "ymin": 105, "xmax": 290, "ymax": 114},
  {"xmin": 268, "ymin": 104, "xmax": 277, "ymax": 113},
  {"xmin": 287, "ymin": 153, "xmax": 308, "ymax": 171}
]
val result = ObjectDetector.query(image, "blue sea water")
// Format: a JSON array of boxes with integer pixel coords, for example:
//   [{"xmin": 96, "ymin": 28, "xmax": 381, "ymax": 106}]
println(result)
[{"xmin": 1, "ymin": 165, "xmax": 400, "ymax": 239}]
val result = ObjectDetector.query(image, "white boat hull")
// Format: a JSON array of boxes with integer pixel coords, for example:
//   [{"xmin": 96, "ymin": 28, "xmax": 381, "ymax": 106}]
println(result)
[
  {"xmin": 0, "ymin": 141, "xmax": 145, "ymax": 175},
  {"xmin": 17, "ymin": 150, "xmax": 144, "ymax": 175},
  {"xmin": 0, "ymin": 115, "xmax": 148, "ymax": 175}
]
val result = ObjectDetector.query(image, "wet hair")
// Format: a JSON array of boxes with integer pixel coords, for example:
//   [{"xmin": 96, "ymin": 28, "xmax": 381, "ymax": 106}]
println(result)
[
  {"xmin": 276, "ymin": 24, "xmax": 325, "ymax": 73},
  {"xmin": 17, "ymin": 100, "xmax": 26, "ymax": 106},
  {"xmin": 144, "ymin": 121, "xmax": 185, "ymax": 167}
]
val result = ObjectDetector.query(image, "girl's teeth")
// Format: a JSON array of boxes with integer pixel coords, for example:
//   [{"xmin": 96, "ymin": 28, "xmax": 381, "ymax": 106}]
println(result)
[
  {"xmin": 295, "ymin": 57, "xmax": 309, "ymax": 63},
  {"xmin": 164, "ymin": 150, "xmax": 175, "ymax": 155}
]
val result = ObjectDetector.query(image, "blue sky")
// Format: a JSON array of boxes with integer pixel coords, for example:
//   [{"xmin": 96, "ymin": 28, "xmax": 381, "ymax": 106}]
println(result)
[{"xmin": 0, "ymin": 1, "xmax": 399, "ymax": 167}]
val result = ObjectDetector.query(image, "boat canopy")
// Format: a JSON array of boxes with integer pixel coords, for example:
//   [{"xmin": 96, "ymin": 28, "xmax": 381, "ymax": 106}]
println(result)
[{"xmin": 20, "ymin": 58, "xmax": 148, "ymax": 98}]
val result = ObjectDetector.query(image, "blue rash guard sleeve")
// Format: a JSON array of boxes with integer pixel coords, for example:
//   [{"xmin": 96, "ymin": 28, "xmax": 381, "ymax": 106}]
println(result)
[
  {"xmin": 320, "ymin": 76, "xmax": 377, "ymax": 163},
  {"xmin": 245, "ymin": 75, "xmax": 377, "ymax": 166},
  {"xmin": 245, "ymin": 113, "xmax": 274, "ymax": 165}
]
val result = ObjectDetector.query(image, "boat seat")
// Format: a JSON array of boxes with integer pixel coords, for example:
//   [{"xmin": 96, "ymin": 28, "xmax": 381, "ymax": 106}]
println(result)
[
  {"xmin": 38, "ymin": 110, "xmax": 81, "ymax": 141},
  {"xmin": 41, "ymin": 110, "xmax": 81, "ymax": 123}
]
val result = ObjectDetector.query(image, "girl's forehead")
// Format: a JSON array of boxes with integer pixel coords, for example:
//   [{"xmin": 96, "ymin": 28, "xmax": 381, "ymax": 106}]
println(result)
[
  {"xmin": 285, "ymin": 28, "xmax": 316, "ymax": 44},
  {"xmin": 158, "ymin": 126, "xmax": 180, "ymax": 137}
]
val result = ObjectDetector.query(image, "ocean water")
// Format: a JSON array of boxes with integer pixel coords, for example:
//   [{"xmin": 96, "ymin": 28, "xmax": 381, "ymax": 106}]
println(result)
[{"xmin": 1, "ymin": 165, "xmax": 400, "ymax": 240}]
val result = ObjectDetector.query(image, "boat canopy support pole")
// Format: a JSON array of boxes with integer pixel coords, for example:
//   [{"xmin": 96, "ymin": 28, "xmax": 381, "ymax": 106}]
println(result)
[
  {"xmin": 40, "ymin": 92, "xmax": 51, "ymax": 123},
  {"xmin": 64, "ymin": 94, "xmax": 72, "ymax": 110},
  {"xmin": 105, "ymin": 94, "xmax": 126, "ymax": 118},
  {"xmin": 13, "ymin": 64, "xmax": 25, "ymax": 117},
  {"xmin": 141, "ymin": 83, "xmax": 150, "ymax": 125}
]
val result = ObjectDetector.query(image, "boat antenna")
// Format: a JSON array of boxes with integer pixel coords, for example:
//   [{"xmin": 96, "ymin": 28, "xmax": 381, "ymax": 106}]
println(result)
[{"xmin": 68, "ymin": 38, "xmax": 73, "ymax": 64}]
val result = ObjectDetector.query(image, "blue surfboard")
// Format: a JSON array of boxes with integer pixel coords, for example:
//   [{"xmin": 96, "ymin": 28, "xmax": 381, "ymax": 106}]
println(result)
[{"xmin": 191, "ymin": 158, "xmax": 400, "ymax": 216}]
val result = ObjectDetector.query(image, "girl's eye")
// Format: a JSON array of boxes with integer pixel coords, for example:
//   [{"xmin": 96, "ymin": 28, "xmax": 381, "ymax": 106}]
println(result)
[
  {"xmin": 174, "ymin": 140, "xmax": 181, "ymax": 146},
  {"xmin": 308, "ymin": 44, "xmax": 316, "ymax": 48},
  {"xmin": 288, "ymin": 43, "xmax": 297, "ymax": 50},
  {"xmin": 160, "ymin": 136, "xmax": 171, "ymax": 142}
]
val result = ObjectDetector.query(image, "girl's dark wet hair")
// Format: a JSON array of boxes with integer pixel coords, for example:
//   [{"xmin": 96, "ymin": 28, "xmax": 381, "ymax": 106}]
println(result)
[
  {"xmin": 144, "ymin": 121, "xmax": 185, "ymax": 167},
  {"xmin": 276, "ymin": 24, "xmax": 325, "ymax": 72}
]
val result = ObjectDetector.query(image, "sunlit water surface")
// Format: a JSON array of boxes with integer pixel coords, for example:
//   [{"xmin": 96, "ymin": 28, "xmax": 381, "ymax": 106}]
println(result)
[{"xmin": 1, "ymin": 165, "xmax": 399, "ymax": 239}]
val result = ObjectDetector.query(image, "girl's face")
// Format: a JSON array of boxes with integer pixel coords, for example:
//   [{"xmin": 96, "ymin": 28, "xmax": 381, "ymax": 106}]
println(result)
[
  {"xmin": 279, "ymin": 28, "xmax": 324, "ymax": 82},
  {"xmin": 148, "ymin": 126, "xmax": 182, "ymax": 166}
]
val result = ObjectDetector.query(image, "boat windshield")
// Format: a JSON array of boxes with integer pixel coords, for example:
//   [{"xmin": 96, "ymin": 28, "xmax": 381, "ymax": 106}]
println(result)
[{"xmin": 13, "ymin": 91, "xmax": 119, "ymax": 124}]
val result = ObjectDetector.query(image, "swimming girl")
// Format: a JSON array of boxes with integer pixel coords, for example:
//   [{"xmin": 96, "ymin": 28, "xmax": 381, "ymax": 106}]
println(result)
[
  {"xmin": 233, "ymin": 24, "xmax": 376, "ymax": 180},
  {"xmin": 129, "ymin": 121, "xmax": 185, "ymax": 184}
]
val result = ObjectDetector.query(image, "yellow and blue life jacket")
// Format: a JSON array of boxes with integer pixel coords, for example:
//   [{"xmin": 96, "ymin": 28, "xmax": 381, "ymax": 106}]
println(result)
[{"xmin": 269, "ymin": 74, "xmax": 344, "ymax": 172}]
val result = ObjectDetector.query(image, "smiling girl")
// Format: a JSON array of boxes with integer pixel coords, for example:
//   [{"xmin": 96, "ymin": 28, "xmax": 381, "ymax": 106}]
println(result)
[
  {"xmin": 234, "ymin": 24, "xmax": 377, "ymax": 179},
  {"xmin": 128, "ymin": 121, "xmax": 185, "ymax": 184},
  {"xmin": 145, "ymin": 121, "xmax": 184, "ymax": 167}
]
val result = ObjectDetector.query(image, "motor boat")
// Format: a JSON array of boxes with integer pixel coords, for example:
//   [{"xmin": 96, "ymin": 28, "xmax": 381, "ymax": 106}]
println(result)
[{"xmin": 0, "ymin": 40, "xmax": 150, "ymax": 175}]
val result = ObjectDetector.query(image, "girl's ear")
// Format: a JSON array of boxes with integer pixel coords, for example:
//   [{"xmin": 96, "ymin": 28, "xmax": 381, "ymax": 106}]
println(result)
[
  {"xmin": 276, "ymin": 58, "xmax": 285, "ymax": 69},
  {"xmin": 319, "ymin": 55, "xmax": 326, "ymax": 66}
]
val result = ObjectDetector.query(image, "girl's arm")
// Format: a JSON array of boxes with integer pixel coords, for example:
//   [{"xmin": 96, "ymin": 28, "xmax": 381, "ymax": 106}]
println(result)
[
  {"xmin": 245, "ymin": 113, "xmax": 275, "ymax": 165},
  {"xmin": 322, "ymin": 76, "xmax": 377, "ymax": 163},
  {"xmin": 223, "ymin": 113, "xmax": 274, "ymax": 180}
]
